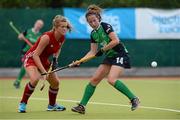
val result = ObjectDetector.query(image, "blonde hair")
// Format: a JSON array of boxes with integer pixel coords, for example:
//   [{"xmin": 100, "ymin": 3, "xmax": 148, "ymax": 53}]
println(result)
[
  {"xmin": 52, "ymin": 15, "xmax": 72, "ymax": 31},
  {"xmin": 86, "ymin": 4, "xmax": 102, "ymax": 21}
]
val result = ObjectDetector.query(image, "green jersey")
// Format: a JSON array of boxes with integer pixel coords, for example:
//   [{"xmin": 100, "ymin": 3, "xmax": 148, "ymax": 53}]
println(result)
[
  {"xmin": 21, "ymin": 28, "xmax": 41, "ymax": 53},
  {"xmin": 90, "ymin": 22, "xmax": 128, "ymax": 58}
]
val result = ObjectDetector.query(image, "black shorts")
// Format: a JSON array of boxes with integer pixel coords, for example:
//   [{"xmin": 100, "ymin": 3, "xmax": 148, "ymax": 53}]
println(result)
[{"xmin": 102, "ymin": 54, "xmax": 131, "ymax": 68}]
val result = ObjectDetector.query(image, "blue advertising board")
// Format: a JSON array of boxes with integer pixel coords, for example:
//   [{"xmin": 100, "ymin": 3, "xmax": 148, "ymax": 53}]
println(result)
[{"xmin": 63, "ymin": 8, "xmax": 135, "ymax": 39}]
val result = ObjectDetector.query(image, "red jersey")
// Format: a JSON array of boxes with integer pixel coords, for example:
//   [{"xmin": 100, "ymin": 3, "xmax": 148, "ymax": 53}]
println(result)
[{"xmin": 23, "ymin": 31, "xmax": 65, "ymax": 69}]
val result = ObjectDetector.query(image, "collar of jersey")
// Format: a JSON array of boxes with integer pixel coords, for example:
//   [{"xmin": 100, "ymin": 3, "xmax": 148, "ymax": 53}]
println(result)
[
  {"xmin": 94, "ymin": 23, "xmax": 101, "ymax": 31},
  {"xmin": 32, "ymin": 28, "xmax": 39, "ymax": 34}
]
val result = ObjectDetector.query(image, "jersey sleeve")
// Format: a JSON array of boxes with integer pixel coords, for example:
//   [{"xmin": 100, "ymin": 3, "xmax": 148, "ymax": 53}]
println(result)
[
  {"xmin": 90, "ymin": 31, "xmax": 97, "ymax": 43},
  {"xmin": 101, "ymin": 22, "xmax": 114, "ymax": 34}
]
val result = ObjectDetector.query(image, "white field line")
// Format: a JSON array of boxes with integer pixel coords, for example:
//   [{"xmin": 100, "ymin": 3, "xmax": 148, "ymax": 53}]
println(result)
[
  {"xmin": 0, "ymin": 96, "xmax": 180, "ymax": 113},
  {"xmin": 0, "ymin": 119, "xmax": 180, "ymax": 120},
  {"xmin": 129, "ymin": 80, "xmax": 180, "ymax": 84}
]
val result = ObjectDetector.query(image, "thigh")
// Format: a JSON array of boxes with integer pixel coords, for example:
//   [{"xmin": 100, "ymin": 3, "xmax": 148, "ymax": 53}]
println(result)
[
  {"xmin": 91, "ymin": 64, "xmax": 111, "ymax": 85},
  {"xmin": 108, "ymin": 65, "xmax": 124, "ymax": 80},
  {"xmin": 25, "ymin": 66, "xmax": 41, "ymax": 86}
]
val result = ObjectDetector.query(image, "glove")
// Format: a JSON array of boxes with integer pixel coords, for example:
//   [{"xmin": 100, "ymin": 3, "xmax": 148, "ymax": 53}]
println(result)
[
  {"xmin": 52, "ymin": 57, "xmax": 58, "ymax": 70},
  {"xmin": 95, "ymin": 49, "xmax": 104, "ymax": 57}
]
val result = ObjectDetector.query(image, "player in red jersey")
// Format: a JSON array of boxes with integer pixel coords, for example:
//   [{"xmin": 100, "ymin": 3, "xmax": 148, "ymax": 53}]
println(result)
[{"xmin": 18, "ymin": 15, "xmax": 72, "ymax": 113}]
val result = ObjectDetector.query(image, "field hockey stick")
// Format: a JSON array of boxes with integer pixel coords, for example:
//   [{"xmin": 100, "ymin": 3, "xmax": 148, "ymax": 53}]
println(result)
[
  {"xmin": 40, "ymin": 63, "xmax": 53, "ymax": 91},
  {"xmin": 9, "ymin": 21, "xmax": 33, "ymax": 47},
  {"xmin": 41, "ymin": 55, "xmax": 96, "ymax": 75}
]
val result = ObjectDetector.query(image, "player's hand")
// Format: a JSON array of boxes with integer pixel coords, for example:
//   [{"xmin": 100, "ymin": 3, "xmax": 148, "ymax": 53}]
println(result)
[
  {"xmin": 41, "ymin": 71, "xmax": 51, "ymax": 79},
  {"xmin": 18, "ymin": 33, "xmax": 25, "ymax": 40},
  {"xmin": 95, "ymin": 49, "xmax": 104, "ymax": 57},
  {"xmin": 43, "ymin": 74, "xmax": 48, "ymax": 80},
  {"xmin": 41, "ymin": 71, "xmax": 48, "ymax": 78},
  {"xmin": 41, "ymin": 71, "xmax": 48, "ymax": 76},
  {"xmin": 69, "ymin": 60, "xmax": 81, "ymax": 67},
  {"xmin": 52, "ymin": 57, "xmax": 58, "ymax": 70}
]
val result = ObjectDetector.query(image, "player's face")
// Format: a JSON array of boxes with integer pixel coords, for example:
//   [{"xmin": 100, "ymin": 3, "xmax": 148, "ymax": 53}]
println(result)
[
  {"xmin": 87, "ymin": 15, "xmax": 100, "ymax": 29},
  {"xmin": 56, "ymin": 22, "xmax": 68, "ymax": 35}
]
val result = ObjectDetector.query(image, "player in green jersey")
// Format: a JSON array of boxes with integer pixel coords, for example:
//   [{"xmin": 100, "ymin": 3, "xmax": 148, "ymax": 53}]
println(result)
[
  {"xmin": 13, "ymin": 19, "xmax": 44, "ymax": 88},
  {"xmin": 71, "ymin": 5, "xmax": 140, "ymax": 114}
]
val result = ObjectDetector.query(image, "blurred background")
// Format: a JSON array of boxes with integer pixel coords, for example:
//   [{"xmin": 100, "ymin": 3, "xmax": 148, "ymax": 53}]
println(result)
[{"xmin": 0, "ymin": 0, "xmax": 180, "ymax": 77}]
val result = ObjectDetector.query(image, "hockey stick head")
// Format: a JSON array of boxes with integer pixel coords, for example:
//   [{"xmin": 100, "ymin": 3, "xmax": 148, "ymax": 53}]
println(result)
[{"xmin": 40, "ymin": 83, "xmax": 45, "ymax": 91}]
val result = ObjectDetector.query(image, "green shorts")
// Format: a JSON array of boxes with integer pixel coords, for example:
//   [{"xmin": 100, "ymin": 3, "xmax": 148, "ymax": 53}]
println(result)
[{"xmin": 102, "ymin": 53, "xmax": 131, "ymax": 68}]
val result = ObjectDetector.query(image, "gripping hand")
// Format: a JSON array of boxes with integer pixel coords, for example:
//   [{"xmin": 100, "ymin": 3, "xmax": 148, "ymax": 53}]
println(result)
[
  {"xmin": 69, "ymin": 60, "xmax": 81, "ymax": 67},
  {"xmin": 95, "ymin": 49, "xmax": 104, "ymax": 57}
]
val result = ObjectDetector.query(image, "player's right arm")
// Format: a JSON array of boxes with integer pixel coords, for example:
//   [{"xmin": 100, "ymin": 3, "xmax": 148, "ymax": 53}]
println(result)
[
  {"xmin": 33, "ymin": 35, "xmax": 49, "ymax": 74},
  {"xmin": 70, "ymin": 33, "xmax": 98, "ymax": 67},
  {"xmin": 79, "ymin": 32, "xmax": 98, "ymax": 59},
  {"xmin": 70, "ymin": 43, "xmax": 98, "ymax": 67},
  {"xmin": 81, "ymin": 43, "xmax": 98, "ymax": 59}
]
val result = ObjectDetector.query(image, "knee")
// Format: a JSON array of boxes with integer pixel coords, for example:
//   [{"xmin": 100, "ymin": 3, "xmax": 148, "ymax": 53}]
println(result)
[
  {"xmin": 30, "ymin": 76, "xmax": 39, "ymax": 86},
  {"xmin": 90, "ymin": 77, "xmax": 101, "ymax": 85},
  {"xmin": 50, "ymin": 78, "xmax": 59, "ymax": 89},
  {"xmin": 54, "ymin": 80, "xmax": 59, "ymax": 87},
  {"xmin": 107, "ymin": 76, "xmax": 116, "ymax": 85}
]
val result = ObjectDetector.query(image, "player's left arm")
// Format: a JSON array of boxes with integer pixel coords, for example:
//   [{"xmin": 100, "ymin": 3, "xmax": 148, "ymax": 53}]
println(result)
[
  {"xmin": 53, "ymin": 40, "xmax": 65, "ymax": 59},
  {"xmin": 52, "ymin": 41, "xmax": 65, "ymax": 70},
  {"xmin": 102, "ymin": 32, "xmax": 119, "ymax": 51},
  {"xmin": 101, "ymin": 23, "xmax": 119, "ymax": 52}
]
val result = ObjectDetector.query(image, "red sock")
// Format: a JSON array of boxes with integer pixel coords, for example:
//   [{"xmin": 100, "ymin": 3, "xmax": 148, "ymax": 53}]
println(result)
[
  {"xmin": 20, "ymin": 82, "xmax": 35, "ymax": 104},
  {"xmin": 49, "ymin": 87, "xmax": 59, "ymax": 106}
]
